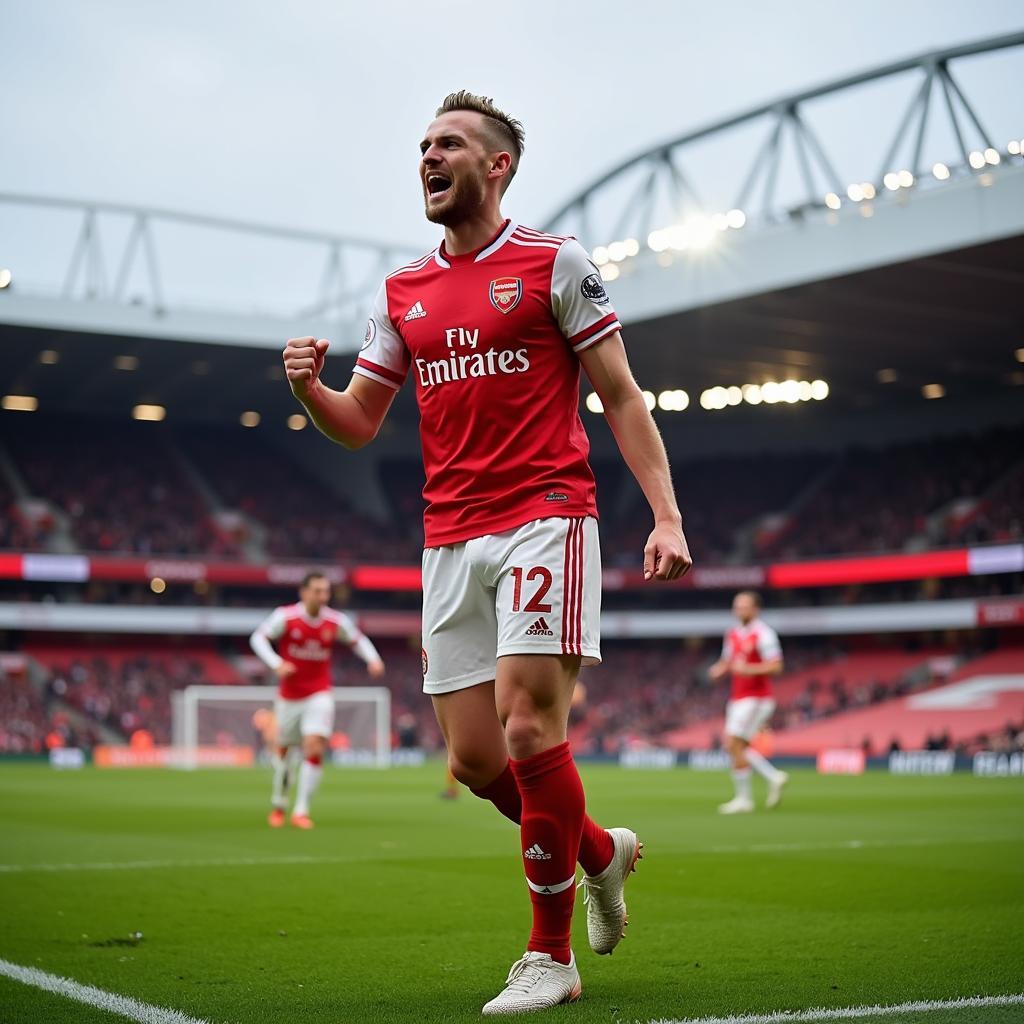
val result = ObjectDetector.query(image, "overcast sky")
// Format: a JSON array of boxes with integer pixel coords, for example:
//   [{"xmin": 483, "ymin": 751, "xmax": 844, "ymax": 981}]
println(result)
[{"xmin": 4, "ymin": 1, "xmax": 1022, "ymax": 243}]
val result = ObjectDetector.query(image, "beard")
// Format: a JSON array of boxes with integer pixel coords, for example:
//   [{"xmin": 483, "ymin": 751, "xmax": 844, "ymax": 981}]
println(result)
[{"xmin": 424, "ymin": 173, "xmax": 486, "ymax": 226}]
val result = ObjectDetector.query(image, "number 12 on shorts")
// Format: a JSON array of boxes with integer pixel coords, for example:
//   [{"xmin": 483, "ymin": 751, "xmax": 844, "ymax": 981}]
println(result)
[{"xmin": 510, "ymin": 566, "xmax": 553, "ymax": 613}]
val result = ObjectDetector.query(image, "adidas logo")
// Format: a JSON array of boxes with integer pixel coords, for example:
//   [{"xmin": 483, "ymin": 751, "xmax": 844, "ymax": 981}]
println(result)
[
  {"xmin": 526, "ymin": 617, "xmax": 554, "ymax": 637},
  {"xmin": 524, "ymin": 843, "xmax": 552, "ymax": 860},
  {"xmin": 404, "ymin": 301, "xmax": 427, "ymax": 321}
]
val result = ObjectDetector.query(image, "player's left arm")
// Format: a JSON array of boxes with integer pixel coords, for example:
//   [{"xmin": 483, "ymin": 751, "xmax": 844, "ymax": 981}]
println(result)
[
  {"xmin": 579, "ymin": 334, "xmax": 692, "ymax": 581},
  {"xmin": 336, "ymin": 615, "xmax": 385, "ymax": 678}
]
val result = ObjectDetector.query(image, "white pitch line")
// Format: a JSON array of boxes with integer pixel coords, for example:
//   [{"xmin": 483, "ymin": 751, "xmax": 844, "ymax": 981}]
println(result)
[
  {"xmin": 709, "ymin": 836, "xmax": 1010, "ymax": 854},
  {"xmin": 0, "ymin": 854, "xmax": 348, "ymax": 873},
  {"xmin": 0, "ymin": 957, "xmax": 214, "ymax": 1024},
  {"xmin": 649, "ymin": 993, "xmax": 1024, "ymax": 1024}
]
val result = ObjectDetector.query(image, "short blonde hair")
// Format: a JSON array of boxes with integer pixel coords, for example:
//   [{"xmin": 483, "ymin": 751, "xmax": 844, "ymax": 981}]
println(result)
[{"xmin": 436, "ymin": 91, "xmax": 525, "ymax": 191}]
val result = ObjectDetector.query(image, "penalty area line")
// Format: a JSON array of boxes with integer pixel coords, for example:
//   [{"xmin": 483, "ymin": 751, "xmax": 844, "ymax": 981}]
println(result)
[
  {"xmin": 649, "ymin": 992, "xmax": 1024, "ymax": 1024},
  {"xmin": 0, "ymin": 957, "xmax": 215, "ymax": 1024}
]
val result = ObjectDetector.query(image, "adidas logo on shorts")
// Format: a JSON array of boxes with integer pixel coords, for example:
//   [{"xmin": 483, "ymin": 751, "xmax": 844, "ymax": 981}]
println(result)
[
  {"xmin": 525, "ymin": 617, "xmax": 554, "ymax": 636},
  {"xmin": 524, "ymin": 843, "xmax": 552, "ymax": 860}
]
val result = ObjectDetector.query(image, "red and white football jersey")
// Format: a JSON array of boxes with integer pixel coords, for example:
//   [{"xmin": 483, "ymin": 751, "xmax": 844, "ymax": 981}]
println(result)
[
  {"xmin": 353, "ymin": 221, "xmax": 622, "ymax": 547},
  {"xmin": 255, "ymin": 603, "xmax": 365, "ymax": 700},
  {"xmin": 722, "ymin": 619, "xmax": 782, "ymax": 700}
]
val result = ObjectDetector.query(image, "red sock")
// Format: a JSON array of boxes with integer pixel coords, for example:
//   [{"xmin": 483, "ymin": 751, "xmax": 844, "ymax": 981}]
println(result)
[
  {"xmin": 472, "ymin": 763, "xmax": 613, "ymax": 877},
  {"xmin": 509, "ymin": 742, "xmax": 585, "ymax": 965},
  {"xmin": 306, "ymin": 754, "xmax": 322, "ymax": 766}
]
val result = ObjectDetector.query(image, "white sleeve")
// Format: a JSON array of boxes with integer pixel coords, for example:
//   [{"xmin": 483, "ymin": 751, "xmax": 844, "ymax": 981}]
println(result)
[
  {"xmin": 335, "ymin": 613, "xmax": 381, "ymax": 665},
  {"xmin": 757, "ymin": 624, "xmax": 782, "ymax": 662},
  {"xmin": 550, "ymin": 238, "xmax": 623, "ymax": 354},
  {"xmin": 249, "ymin": 608, "xmax": 286, "ymax": 671},
  {"xmin": 352, "ymin": 279, "xmax": 410, "ymax": 391}
]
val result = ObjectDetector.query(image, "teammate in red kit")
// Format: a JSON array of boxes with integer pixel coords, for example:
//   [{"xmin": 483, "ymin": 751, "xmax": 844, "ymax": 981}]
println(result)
[
  {"xmin": 282, "ymin": 92, "xmax": 691, "ymax": 1013},
  {"xmin": 709, "ymin": 590, "xmax": 788, "ymax": 814},
  {"xmin": 249, "ymin": 572, "xmax": 384, "ymax": 829}
]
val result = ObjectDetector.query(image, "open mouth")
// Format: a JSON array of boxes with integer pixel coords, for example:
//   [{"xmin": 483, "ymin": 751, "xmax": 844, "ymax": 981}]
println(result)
[{"xmin": 426, "ymin": 173, "xmax": 452, "ymax": 200}]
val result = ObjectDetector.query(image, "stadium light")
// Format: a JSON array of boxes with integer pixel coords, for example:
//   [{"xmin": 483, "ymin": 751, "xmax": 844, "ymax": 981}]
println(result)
[
  {"xmin": 780, "ymin": 379, "xmax": 801, "ymax": 403},
  {"xmin": 968, "ymin": 150, "xmax": 986, "ymax": 169},
  {"xmin": 114, "ymin": 355, "xmax": 139, "ymax": 371},
  {"xmin": 1009, "ymin": 140, "xmax": 1022, "ymax": 156},
  {"xmin": 240, "ymin": 411, "xmax": 261, "ymax": 427},
  {"xmin": 932, "ymin": 162, "xmax": 950, "ymax": 180},
  {"xmin": 883, "ymin": 172, "xmax": 899, "ymax": 191},
  {"xmin": 846, "ymin": 184, "xmax": 864, "ymax": 202},
  {"xmin": 861, "ymin": 183, "xmax": 876, "ymax": 200},
  {"xmin": 39, "ymin": 350, "xmax": 59, "ymax": 365},
  {"xmin": 877, "ymin": 368, "xmax": 898, "ymax": 383},
  {"xmin": 287, "ymin": 413, "xmax": 307, "ymax": 430},
  {"xmin": 2, "ymin": 394, "xmax": 38, "ymax": 412},
  {"xmin": 922, "ymin": 383, "xmax": 945, "ymax": 399},
  {"xmin": 725, "ymin": 208, "xmax": 746, "ymax": 229},
  {"xmin": 623, "ymin": 238, "xmax": 640, "ymax": 257},
  {"xmin": 585, "ymin": 392, "xmax": 604, "ymax": 414},
  {"xmin": 810, "ymin": 379, "xmax": 829, "ymax": 400},
  {"xmin": 898, "ymin": 170, "xmax": 914, "ymax": 188},
  {"xmin": 0, "ymin": 268, "xmax": 12, "ymax": 289},
  {"xmin": 824, "ymin": 192, "xmax": 841, "ymax": 210},
  {"xmin": 760, "ymin": 381, "xmax": 781, "ymax": 404},
  {"xmin": 150, "ymin": 577, "xmax": 167, "ymax": 595},
  {"xmin": 600, "ymin": 263, "xmax": 620, "ymax": 282},
  {"xmin": 984, "ymin": 148, "xmax": 1000, "ymax": 166},
  {"xmin": 742, "ymin": 384, "xmax": 762, "ymax": 405},
  {"xmin": 647, "ymin": 230, "xmax": 668, "ymax": 252},
  {"xmin": 641, "ymin": 390, "xmax": 656, "ymax": 411},
  {"xmin": 1015, "ymin": 348, "xmax": 1024, "ymax": 363},
  {"xmin": 656, "ymin": 389, "xmax": 689, "ymax": 411},
  {"xmin": 132, "ymin": 404, "xmax": 166, "ymax": 421},
  {"xmin": 607, "ymin": 241, "xmax": 628, "ymax": 263},
  {"xmin": 725, "ymin": 385, "xmax": 742, "ymax": 406},
  {"xmin": 591, "ymin": 246, "xmax": 609, "ymax": 266}
]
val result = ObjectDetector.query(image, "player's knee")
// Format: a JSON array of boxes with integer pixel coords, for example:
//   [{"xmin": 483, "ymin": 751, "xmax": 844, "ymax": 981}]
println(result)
[
  {"xmin": 447, "ymin": 748, "xmax": 500, "ymax": 788},
  {"xmin": 302, "ymin": 735, "xmax": 327, "ymax": 760},
  {"xmin": 503, "ymin": 713, "xmax": 545, "ymax": 757}
]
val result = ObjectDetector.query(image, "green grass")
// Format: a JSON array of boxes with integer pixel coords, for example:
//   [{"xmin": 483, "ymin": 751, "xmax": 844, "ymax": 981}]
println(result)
[{"xmin": 1, "ymin": 764, "xmax": 1022, "ymax": 1024}]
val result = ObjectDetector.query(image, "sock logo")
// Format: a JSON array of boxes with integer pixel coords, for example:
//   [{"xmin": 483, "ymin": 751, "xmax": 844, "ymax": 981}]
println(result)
[
  {"xmin": 526, "ymin": 617, "xmax": 554, "ymax": 636},
  {"xmin": 524, "ymin": 843, "xmax": 552, "ymax": 860}
]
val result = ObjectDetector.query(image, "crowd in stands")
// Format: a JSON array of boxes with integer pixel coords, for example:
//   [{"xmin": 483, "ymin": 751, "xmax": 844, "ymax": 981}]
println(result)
[
  {"xmin": 765, "ymin": 428, "xmax": 1023, "ymax": 559},
  {"xmin": 0, "ymin": 417, "xmax": 1021, "ymax": 565},
  {"xmin": 6, "ymin": 420, "xmax": 237, "ymax": 557}
]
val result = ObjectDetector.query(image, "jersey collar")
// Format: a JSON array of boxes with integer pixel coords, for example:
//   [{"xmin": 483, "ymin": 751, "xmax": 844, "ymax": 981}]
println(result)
[{"xmin": 434, "ymin": 220, "xmax": 516, "ymax": 268}]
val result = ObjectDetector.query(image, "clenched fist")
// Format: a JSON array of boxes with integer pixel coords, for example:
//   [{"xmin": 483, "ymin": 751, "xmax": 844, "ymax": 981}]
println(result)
[{"xmin": 283, "ymin": 336, "xmax": 330, "ymax": 400}]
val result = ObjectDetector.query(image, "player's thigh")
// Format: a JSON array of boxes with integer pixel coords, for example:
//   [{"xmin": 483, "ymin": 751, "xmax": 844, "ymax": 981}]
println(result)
[
  {"xmin": 300, "ymin": 691, "xmax": 335, "ymax": 740},
  {"xmin": 494, "ymin": 516, "xmax": 601, "ymax": 665},
  {"xmin": 725, "ymin": 698, "xmax": 762, "ymax": 742},
  {"xmin": 431, "ymin": 681, "xmax": 507, "ymax": 780},
  {"xmin": 421, "ymin": 542, "xmax": 498, "ymax": 696},
  {"xmin": 274, "ymin": 698, "xmax": 304, "ymax": 748},
  {"xmin": 495, "ymin": 654, "xmax": 581, "ymax": 759}
]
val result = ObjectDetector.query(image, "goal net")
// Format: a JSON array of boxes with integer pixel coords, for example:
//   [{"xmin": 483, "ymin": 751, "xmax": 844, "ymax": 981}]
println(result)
[{"xmin": 171, "ymin": 686, "xmax": 391, "ymax": 769}]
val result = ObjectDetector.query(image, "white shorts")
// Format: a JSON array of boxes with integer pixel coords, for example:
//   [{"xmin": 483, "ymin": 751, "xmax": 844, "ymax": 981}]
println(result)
[
  {"xmin": 725, "ymin": 697, "xmax": 777, "ymax": 742},
  {"xmin": 421, "ymin": 516, "xmax": 602, "ymax": 695},
  {"xmin": 274, "ymin": 691, "xmax": 335, "ymax": 747}
]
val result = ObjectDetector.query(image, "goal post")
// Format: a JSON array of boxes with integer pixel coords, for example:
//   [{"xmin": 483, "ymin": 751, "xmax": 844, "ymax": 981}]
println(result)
[{"xmin": 172, "ymin": 686, "xmax": 391, "ymax": 770}]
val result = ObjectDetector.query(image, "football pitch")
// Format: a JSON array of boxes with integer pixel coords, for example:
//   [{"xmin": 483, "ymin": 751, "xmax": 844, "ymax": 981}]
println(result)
[{"xmin": 1, "ymin": 764, "xmax": 1022, "ymax": 1024}]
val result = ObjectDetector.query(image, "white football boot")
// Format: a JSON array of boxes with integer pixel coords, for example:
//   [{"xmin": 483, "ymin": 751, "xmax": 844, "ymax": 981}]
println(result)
[
  {"xmin": 717, "ymin": 796, "xmax": 755, "ymax": 814},
  {"xmin": 481, "ymin": 951, "xmax": 582, "ymax": 1015},
  {"xmin": 766, "ymin": 771, "xmax": 789, "ymax": 809},
  {"xmin": 578, "ymin": 827, "xmax": 642, "ymax": 955}
]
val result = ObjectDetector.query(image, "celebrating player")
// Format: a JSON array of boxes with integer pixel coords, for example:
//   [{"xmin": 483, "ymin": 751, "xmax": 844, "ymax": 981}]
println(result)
[
  {"xmin": 282, "ymin": 92, "xmax": 691, "ymax": 1013},
  {"xmin": 709, "ymin": 591, "xmax": 788, "ymax": 814},
  {"xmin": 249, "ymin": 572, "xmax": 384, "ymax": 829}
]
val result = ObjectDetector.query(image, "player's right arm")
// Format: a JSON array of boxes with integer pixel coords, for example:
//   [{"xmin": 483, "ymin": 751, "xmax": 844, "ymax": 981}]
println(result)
[
  {"xmin": 249, "ymin": 609, "xmax": 295, "ymax": 679},
  {"xmin": 708, "ymin": 637, "xmax": 731, "ymax": 681},
  {"xmin": 284, "ymin": 341, "xmax": 396, "ymax": 450},
  {"xmin": 284, "ymin": 280, "xmax": 408, "ymax": 450}
]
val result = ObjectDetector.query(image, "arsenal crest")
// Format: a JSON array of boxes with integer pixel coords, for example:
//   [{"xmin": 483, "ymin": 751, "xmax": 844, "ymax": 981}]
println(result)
[{"xmin": 489, "ymin": 277, "xmax": 523, "ymax": 315}]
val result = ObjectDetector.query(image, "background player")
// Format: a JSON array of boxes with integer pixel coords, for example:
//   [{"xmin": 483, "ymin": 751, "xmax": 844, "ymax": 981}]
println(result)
[
  {"xmin": 249, "ymin": 572, "xmax": 385, "ymax": 828},
  {"xmin": 709, "ymin": 590, "xmax": 787, "ymax": 814},
  {"xmin": 281, "ymin": 92, "xmax": 691, "ymax": 1013}
]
